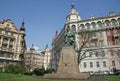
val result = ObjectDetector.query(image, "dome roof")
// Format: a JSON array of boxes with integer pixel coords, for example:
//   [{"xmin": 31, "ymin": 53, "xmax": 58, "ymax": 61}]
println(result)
[
  {"xmin": 30, "ymin": 44, "xmax": 35, "ymax": 51},
  {"xmin": 67, "ymin": 3, "xmax": 79, "ymax": 16},
  {"xmin": 66, "ymin": 3, "xmax": 81, "ymax": 23}
]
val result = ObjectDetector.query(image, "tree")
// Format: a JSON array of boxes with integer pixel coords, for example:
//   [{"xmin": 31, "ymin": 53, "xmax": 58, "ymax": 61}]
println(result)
[
  {"xmin": 76, "ymin": 30, "xmax": 94, "ymax": 64},
  {"xmin": 76, "ymin": 29, "xmax": 120, "ymax": 70}
]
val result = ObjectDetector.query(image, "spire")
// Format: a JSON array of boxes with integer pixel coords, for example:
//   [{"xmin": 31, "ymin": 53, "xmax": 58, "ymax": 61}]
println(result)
[
  {"xmin": 45, "ymin": 44, "xmax": 48, "ymax": 50},
  {"xmin": 20, "ymin": 20, "xmax": 25, "ymax": 31}
]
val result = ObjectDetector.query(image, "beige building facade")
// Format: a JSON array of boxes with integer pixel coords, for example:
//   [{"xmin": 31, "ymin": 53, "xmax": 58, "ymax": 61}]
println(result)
[
  {"xmin": 0, "ymin": 19, "xmax": 26, "ymax": 72},
  {"xmin": 25, "ymin": 45, "xmax": 52, "ymax": 71}
]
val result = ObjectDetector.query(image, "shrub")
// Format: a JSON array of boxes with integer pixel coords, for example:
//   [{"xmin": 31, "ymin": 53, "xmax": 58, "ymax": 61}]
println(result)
[
  {"xmin": 33, "ymin": 67, "xmax": 45, "ymax": 76},
  {"xmin": 5, "ymin": 64, "xmax": 27, "ymax": 74}
]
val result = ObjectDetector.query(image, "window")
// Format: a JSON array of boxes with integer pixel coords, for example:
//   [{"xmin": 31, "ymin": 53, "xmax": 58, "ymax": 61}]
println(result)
[
  {"xmin": 90, "ymin": 62, "xmax": 93, "ymax": 68},
  {"xmin": 96, "ymin": 62, "xmax": 100, "ymax": 67},
  {"xmin": 108, "ymin": 40, "xmax": 112, "ymax": 46},
  {"xmin": 97, "ymin": 21, "xmax": 102, "ymax": 28},
  {"xmin": 103, "ymin": 61, "xmax": 106, "ymax": 67},
  {"xmin": 118, "ymin": 18, "xmax": 120, "ymax": 24},
  {"xmin": 93, "ymin": 32, "xmax": 96, "ymax": 37},
  {"xmin": 71, "ymin": 25, "xmax": 76, "ymax": 31},
  {"xmin": 80, "ymin": 24, "xmax": 85, "ymax": 30},
  {"xmin": 0, "ymin": 30, "xmax": 2, "ymax": 34},
  {"xmin": 2, "ymin": 44, "xmax": 7, "ymax": 48},
  {"xmin": 85, "ymin": 23, "xmax": 90, "ymax": 29},
  {"xmin": 111, "ymin": 19, "xmax": 117, "ymax": 26},
  {"xmin": 95, "ymin": 51, "xmax": 99, "ymax": 57},
  {"xmin": 3, "ymin": 38, "xmax": 8, "ymax": 44},
  {"xmin": 118, "ymin": 50, "xmax": 120, "ymax": 57},
  {"xmin": 91, "ymin": 22, "xmax": 96, "ymax": 29},
  {"xmin": 113, "ymin": 29, "xmax": 118, "ymax": 35},
  {"xmin": 6, "ymin": 24, "xmax": 10, "ymax": 28},
  {"xmin": 100, "ymin": 31, "xmax": 103, "ymax": 37},
  {"xmin": 84, "ymin": 62, "xmax": 87, "ymax": 68},
  {"xmin": 115, "ymin": 39, "xmax": 119, "ymax": 45},
  {"xmin": 100, "ymin": 40, "xmax": 104, "ymax": 46},
  {"xmin": 4, "ymin": 31, "xmax": 8, "ymax": 36},
  {"xmin": 110, "ymin": 50, "xmax": 115, "ymax": 56},
  {"xmin": 104, "ymin": 20, "xmax": 110, "ymax": 26},
  {"xmin": 0, "ymin": 53, "xmax": 4, "ymax": 57},
  {"xmin": 11, "ymin": 32, "xmax": 14, "ymax": 36},
  {"xmin": 107, "ymin": 30, "xmax": 111, "ymax": 36},
  {"xmin": 89, "ymin": 52, "xmax": 92, "ymax": 57},
  {"xmin": 102, "ymin": 51, "xmax": 105, "ymax": 57},
  {"xmin": 94, "ymin": 40, "xmax": 97, "ymax": 47},
  {"xmin": 112, "ymin": 60, "xmax": 115, "ymax": 66},
  {"xmin": 88, "ymin": 42, "xmax": 91, "ymax": 47}
]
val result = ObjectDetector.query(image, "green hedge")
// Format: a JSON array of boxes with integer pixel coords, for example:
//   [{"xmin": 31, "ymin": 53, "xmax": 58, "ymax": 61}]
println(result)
[{"xmin": 4, "ymin": 64, "xmax": 27, "ymax": 74}]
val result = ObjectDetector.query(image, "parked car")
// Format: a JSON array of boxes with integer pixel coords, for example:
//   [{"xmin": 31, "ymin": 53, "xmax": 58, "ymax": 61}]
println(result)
[
  {"xmin": 89, "ymin": 71, "xmax": 94, "ymax": 76},
  {"xmin": 109, "ymin": 71, "xmax": 114, "ymax": 75},
  {"xmin": 114, "ymin": 70, "xmax": 120, "ymax": 75},
  {"xmin": 102, "ymin": 71, "xmax": 109, "ymax": 76},
  {"xmin": 94, "ymin": 71, "xmax": 103, "ymax": 76}
]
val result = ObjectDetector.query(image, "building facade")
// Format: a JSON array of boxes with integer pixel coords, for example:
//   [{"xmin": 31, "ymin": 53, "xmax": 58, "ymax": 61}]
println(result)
[
  {"xmin": 51, "ymin": 4, "xmax": 120, "ymax": 72},
  {"xmin": 25, "ymin": 44, "xmax": 52, "ymax": 71},
  {"xmin": 0, "ymin": 19, "xmax": 26, "ymax": 72}
]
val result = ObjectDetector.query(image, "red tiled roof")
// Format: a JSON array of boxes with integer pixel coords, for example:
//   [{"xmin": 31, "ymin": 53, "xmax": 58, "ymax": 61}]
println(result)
[{"xmin": 13, "ymin": 25, "xmax": 19, "ymax": 31}]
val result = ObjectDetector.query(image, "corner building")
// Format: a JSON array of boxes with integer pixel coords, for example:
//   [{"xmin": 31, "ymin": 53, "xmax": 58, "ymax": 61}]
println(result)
[
  {"xmin": 25, "ymin": 44, "xmax": 52, "ymax": 72},
  {"xmin": 52, "ymin": 4, "xmax": 120, "ymax": 72},
  {"xmin": 0, "ymin": 19, "xmax": 26, "ymax": 72}
]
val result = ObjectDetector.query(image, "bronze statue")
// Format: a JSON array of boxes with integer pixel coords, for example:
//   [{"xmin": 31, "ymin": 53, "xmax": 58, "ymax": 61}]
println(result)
[{"xmin": 64, "ymin": 27, "xmax": 75, "ymax": 47}]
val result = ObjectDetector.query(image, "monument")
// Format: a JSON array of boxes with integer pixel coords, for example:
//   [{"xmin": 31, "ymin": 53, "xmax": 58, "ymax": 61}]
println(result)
[{"xmin": 43, "ymin": 27, "xmax": 89, "ymax": 79}]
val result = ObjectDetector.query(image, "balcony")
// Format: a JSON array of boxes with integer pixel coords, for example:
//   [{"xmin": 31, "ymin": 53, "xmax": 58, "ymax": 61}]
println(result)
[
  {"xmin": 114, "ymin": 34, "xmax": 119, "ymax": 38},
  {"xmin": 92, "ymin": 37, "xmax": 98, "ymax": 40}
]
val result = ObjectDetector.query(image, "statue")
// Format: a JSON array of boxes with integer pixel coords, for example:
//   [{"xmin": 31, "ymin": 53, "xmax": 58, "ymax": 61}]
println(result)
[{"xmin": 64, "ymin": 27, "xmax": 75, "ymax": 47}]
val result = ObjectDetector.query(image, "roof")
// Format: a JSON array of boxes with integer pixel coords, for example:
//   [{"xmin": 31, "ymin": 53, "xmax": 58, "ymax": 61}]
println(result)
[{"xmin": 67, "ymin": 3, "xmax": 79, "ymax": 16}]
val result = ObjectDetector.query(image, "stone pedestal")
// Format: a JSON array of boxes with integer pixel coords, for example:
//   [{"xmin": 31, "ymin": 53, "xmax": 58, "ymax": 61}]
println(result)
[{"xmin": 43, "ymin": 46, "xmax": 89, "ymax": 79}]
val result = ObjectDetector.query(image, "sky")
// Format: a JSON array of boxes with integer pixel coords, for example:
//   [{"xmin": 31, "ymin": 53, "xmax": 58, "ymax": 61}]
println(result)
[{"xmin": 0, "ymin": 0, "xmax": 120, "ymax": 50}]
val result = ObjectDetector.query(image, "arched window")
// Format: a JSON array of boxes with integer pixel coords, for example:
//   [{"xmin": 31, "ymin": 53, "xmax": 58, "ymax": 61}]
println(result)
[
  {"xmin": 111, "ymin": 19, "xmax": 117, "ymax": 26},
  {"xmin": 113, "ymin": 29, "xmax": 118, "ymax": 35},
  {"xmin": 67, "ymin": 26, "xmax": 70, "ymax": 29},
  {"xmin": 97, "ymin": 21, "xmax": 102, "ymax": 28},
  {"xmin": 85, "ymin": 23, "xmax": 90, "ymax": 29},
  {"xmin": 104, "ymin": 20, "xmax": 110, "ymax": 27},
  {"xmin": 107, "ymin": 30, "xmax": 111, "ymax": 36},
  {"xmin": 6, "ymin": 24, "xmax": 10, "ymax": 28},
  {"xmin": 71, "ymin": 25, "xmax": 76, "ymax": 31},
  {"xmin": 91, "ymin": 22, "xmax": 96, "ymax": 29},
  {"xmin": 117, "ymin": 18, "xmax": 120, "ymax": 24},
  {"xmin": 80, "ymin": 24, "xmax": 85, "ymax": 30}
]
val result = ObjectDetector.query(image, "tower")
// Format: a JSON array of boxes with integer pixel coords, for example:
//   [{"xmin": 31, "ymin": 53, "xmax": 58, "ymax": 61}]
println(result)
[{"xmin": 66, "ymin": 3, "xmax": 81, "ymax": 23}]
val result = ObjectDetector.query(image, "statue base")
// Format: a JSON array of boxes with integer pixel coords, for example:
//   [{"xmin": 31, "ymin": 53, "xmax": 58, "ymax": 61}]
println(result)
[{"xmin": 43, "ymin": 46, "xmax": 89, "ymax": 79}]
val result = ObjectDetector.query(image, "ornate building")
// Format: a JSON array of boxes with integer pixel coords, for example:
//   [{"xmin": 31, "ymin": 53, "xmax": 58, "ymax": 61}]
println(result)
[
  {"xmin": 51, "ymin": 4, "xmax": 120, "ymax": 72},
  {"xmin": 0, "ymin": 19, "xmax": 26, "ymax": 72},
  {"xmin": 25, "ymin": 44, "xmax": 52, "ymax": 71}
]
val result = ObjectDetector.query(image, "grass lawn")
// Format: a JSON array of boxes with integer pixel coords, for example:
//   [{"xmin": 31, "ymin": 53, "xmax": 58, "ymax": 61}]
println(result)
[{"xmin": 0, "ymin": 73, "xmax": 120, "ymax": 81}]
